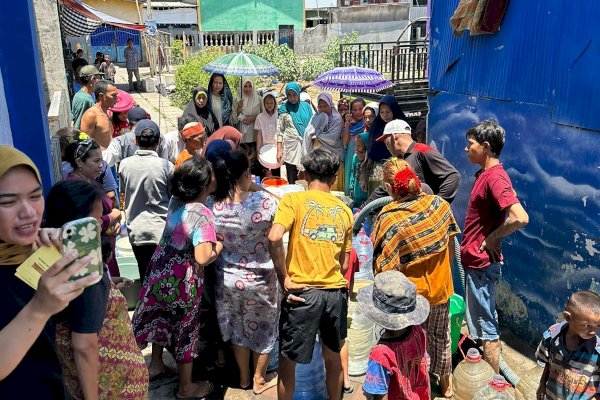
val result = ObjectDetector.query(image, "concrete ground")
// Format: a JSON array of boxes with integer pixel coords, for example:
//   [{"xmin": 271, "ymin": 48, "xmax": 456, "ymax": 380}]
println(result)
[{"xmin": 113, "ymin": 66, "xmax": 181, "ymax": 134}]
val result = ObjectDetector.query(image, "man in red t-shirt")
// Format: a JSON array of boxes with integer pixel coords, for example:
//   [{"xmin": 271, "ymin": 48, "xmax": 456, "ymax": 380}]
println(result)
[{"xmin": 460, "ymin": 120, "xmax": 529, "ymax": 373}]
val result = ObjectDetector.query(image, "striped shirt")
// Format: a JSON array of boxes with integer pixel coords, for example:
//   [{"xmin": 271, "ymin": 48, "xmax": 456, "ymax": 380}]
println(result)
[{"xmin": 536, "ymin": 321, "xmax": 600, "ymax": 399}]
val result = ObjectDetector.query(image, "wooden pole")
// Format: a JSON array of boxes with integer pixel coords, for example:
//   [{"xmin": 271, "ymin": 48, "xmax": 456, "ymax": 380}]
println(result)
[{"xmin": 135, "ymin": 0, "xmax": 153, "ymax": 77}]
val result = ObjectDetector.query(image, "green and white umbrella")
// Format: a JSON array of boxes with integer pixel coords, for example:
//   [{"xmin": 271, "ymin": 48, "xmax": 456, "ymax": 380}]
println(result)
[{"xmin": 203, "ymin": 51, "xmax": 280, "ymax": 76}]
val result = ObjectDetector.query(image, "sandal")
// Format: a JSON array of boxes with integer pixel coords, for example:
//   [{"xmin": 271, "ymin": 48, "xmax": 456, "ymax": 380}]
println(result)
[
  {"xmin": 149, "ymin": 367, "xmax": 176, "ymax": 381},
  {"xmin": 253, "ymin": 375, "xmax": 278, "ymax": 395},
  {"xmin": 175, "ymin": 381, "xmax": 214, "ymax": 400}
]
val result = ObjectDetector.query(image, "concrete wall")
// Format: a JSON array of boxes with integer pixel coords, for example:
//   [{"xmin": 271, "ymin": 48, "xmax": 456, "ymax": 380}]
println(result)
[
  {"xmin": 32, "ymin": 0, "xmax": 70, "ymax": 111},
  {"xmin": 295, "ymin": 4, "xmax": 410, "ymax": 55},
  {"xmin": 331, "ymin": 2, "xmax": 408, "ymax": 23},
  {"xmin": 83, "ymin": 0, "xmax": 142, "ymax": 23},
  {"xmin": 200, "ymin": 0, "xmax": 304, "ymax": 31}
]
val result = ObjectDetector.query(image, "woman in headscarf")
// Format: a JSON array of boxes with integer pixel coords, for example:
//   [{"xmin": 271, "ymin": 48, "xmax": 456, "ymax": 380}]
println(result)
[
  {"xmin": 303, "ymin": 91, "xmax": 345, "ymax": 190},
  {"xmin": 348, "ymin": 132, "xmax": 369, "ymax": 208},
  {"xmin": 0, "ymin": 146, "xmax": 99, "ymax": 398},
  {"xmin": 362, "ymin": 102, "xmax": 379, "ymax": 131},
  {"xmin": 365, "ymin": 95, "xmax": 406, "ymax": 195},
  {"xmin": 371, "ymin": 158, "xmax": 460, "ymax": 398},
  {"xmin": 231, "ymin": 77, "xmax": 262, "ymax": 144},
  {"xmin": 203, "ymin": 126, "xmax": 242, "ymax": 156},
  {"xmin": 255, "ymin": 92, "xmax": 279, "ymax": 177},
  {"xmin": 342, "ymin": 98, "xmax": 367, "ymax": 195},
  {"xmin": 184, "ymin": 87, "xmax": 218, "ymax": 136},
  {"xmin": 276, "ymin": 82, "xmax": 314, "ymax": 183},
  {"xmin": 207, "ymin": 73, "xmax": 233, "ymax": 128}
]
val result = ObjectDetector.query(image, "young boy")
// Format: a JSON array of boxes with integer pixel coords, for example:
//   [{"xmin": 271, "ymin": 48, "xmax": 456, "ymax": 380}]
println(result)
[
  {"xmin": 268, "ymin": 148, "xmax": 353, "ymax": 400},
  {"xmin": 460, "ymin": 120, "xmax": 529, "ymax": 372},
  {"xmin": 359, "ymin": 270, "xmax": 431, "ymax": 400},
  {"xmin": 536, "ymin": 290, "xmax": 600, "ymax": 399}
]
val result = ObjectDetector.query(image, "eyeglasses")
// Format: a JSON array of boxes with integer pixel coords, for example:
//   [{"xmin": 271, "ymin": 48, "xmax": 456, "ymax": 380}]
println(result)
[{"xmin": 75, "ymin": 139, "xmax": 94, "ymax": 159}]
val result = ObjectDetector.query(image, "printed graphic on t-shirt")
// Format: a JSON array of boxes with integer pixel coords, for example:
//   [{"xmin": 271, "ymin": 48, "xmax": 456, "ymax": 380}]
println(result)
[{"xmin": 300, "ymin": 201, "xmax": 348, "ymax": 243}]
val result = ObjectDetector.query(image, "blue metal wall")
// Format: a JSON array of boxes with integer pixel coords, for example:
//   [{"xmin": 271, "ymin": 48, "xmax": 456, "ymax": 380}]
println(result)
[
  {"xmin": 0, "ymin": 0, "xmax": 54, "ymax": 191},
  {"xmin": 429, "ymin": 0, "xmax": 600, "ymax": 342},
  {"xmin": 90, "ymin": 27, "xmax": 142, "ymax": 63}
]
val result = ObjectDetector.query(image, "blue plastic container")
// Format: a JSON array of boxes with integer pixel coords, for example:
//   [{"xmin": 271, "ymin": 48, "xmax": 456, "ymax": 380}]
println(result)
[
  {"xmin": 267, "ymin": 339, "xmax": 279, "ymax": 373},
  {"xmin": 293, "ymin": 339, "xmax": 327, "ymax": 400}
]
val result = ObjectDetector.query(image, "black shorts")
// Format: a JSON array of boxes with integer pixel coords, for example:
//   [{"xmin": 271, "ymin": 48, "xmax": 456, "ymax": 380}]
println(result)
[{"xmin": 279, "ymin": 288, "xmax": 348, "ymax": 364}]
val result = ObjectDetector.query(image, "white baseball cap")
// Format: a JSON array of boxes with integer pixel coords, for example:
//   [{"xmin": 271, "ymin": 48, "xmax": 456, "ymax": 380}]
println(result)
[{"xmin": 376, "ymin": 119, "xmax": 411, "ymax": 141}]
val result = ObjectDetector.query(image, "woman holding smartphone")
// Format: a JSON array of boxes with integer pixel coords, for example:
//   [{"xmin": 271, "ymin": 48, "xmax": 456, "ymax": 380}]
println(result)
[
  {"xmin": 45, "ymin": 180, "xmax": 148, "ymax": 400},
  {"xmin": 0, "ymin": 146, "xmax": 99, "ymax": 398}
]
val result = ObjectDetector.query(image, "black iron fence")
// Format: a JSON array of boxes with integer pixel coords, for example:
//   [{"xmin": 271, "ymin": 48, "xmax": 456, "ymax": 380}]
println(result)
[{"xmin": 338, "ymin": 40, "xmax": 428, "ymax": 83}]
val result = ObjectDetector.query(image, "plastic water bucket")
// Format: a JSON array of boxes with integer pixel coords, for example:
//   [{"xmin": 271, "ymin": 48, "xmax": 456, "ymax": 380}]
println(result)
[
  {"xmin": 258, "ymin": 144, "xmax": 282, "ymax": 169},
  {"xmin": 262, "ymin": 177, "xmax": 288, "ymax": 187},
  {"xmin": 116, "ymin": 236, "xmax": 134, "ymax": 258},
  {"xmin": 449, "ymin": 293, "xmax": 466, "ymax": 354},
  {"xmin": 116, "ymin": 255, "xmax": 141, "ymax": 310}
]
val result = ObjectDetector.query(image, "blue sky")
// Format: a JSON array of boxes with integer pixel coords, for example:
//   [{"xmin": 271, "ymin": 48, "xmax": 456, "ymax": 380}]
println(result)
[{"xmin": 305, "ymin": 0, "xmax": 337, "ymax": 8}]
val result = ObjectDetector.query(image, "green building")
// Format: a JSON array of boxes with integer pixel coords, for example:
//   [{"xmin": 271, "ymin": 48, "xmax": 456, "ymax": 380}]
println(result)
[{"xmin": 199, "ymin": 0, "xmax": 304, "ymax": 31}]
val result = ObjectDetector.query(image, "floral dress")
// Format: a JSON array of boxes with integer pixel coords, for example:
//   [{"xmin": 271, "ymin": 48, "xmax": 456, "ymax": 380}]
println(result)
[
  {"xmin": 132, "ymin": 199, "xmax": 217, "ymax": 363},
  {"xmin": 206, "ymin": 191, "xmax": 280, "ymax": 354}
]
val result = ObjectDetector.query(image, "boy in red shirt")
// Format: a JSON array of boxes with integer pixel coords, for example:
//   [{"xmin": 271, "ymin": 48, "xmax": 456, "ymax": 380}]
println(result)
[{"xmin": 460, "ymin": 120, "xmax": 529, "ymax": 373}]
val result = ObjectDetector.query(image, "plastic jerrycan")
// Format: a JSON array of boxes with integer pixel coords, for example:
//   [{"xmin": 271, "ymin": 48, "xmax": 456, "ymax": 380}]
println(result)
[
  {"xmin": 293, "ymin": 339, "xmax": 327, "ymax": 400},
  {"xmin": 453, "ymin": 348, "xmax": 496, "ymax": 400},
  {"xmin": 474, "ymin": 375, "xmax": 515, "ymax": 399},
  {"xmin": 515, "ymin": 365, "xmax": 544, "ymax": 400}
]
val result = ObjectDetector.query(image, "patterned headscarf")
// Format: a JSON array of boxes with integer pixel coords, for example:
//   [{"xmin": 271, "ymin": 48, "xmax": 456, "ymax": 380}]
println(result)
[{"xmin": 208, "ymin": 73, "xmax": 233, "ymax": 126}]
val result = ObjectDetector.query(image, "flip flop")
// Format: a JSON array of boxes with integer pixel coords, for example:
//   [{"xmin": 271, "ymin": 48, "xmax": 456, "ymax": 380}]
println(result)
[
  {"xmin": 175, "ymin": 381, "xmax": 214, "ymax": 400},
  {"xmin": 253, "ymin": 375, "xmax": 278, "ymax": 395},
  {"xmin": 149, "ymin": 367, "xmax": 176, "ymax": 381},
  {"xmin": 343, "ymin": 385, "xmax": 355, "ymax": 394}
]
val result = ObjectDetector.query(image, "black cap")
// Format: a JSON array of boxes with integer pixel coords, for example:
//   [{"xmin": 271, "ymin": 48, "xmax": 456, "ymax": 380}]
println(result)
[{"xmin": 127, "ymin": 106, "xmax": 148, "ymax": 123}]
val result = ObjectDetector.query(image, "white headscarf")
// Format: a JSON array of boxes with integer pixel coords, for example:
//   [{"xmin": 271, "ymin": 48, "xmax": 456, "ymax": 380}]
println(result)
[{"xmin": 238, "ymin": 76, "xmax": 261, "ymax": 116}]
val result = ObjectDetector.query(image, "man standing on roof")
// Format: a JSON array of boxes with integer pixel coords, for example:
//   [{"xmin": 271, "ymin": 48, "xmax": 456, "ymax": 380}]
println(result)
[
  {"xmin": 365, "ymin": 119, "xmax": 461, "ymax": 205},
  {"xmin": 124, "ymin": 39, "xmax": 141, "ymax": 92}
]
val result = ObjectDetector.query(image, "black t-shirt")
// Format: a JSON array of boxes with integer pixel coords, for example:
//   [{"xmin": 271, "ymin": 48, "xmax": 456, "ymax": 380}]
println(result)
[
  {"xmin": 71, "ymin": 58, "xmax": 88, "ymax": 74},
  {"xmin": 0, "ymin": 266, "xmax": 65, "ymax": 398},
  {"xmin": 59, "ymin": 268, "xmax": 110, "ymax": 334}
]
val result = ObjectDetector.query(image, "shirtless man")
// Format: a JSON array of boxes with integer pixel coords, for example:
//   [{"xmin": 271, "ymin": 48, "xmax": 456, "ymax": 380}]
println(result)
[{"xmin": 80, "ymin": 80, "xmax": 118, "ymax": 149}]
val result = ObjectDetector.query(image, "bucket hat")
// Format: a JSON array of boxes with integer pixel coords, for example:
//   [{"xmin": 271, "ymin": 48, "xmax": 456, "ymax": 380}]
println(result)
[{"xmin": 357, "ymin": 270, "xmax": 430, "ymax": 330}]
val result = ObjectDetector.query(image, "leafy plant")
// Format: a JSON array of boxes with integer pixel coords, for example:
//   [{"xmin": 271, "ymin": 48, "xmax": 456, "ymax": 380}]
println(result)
[
  {"xmin": 171, "ymin": 40, "xmax": 184, "ymax": 65},
  {"xmin": 325, "ymin": 31, "xmax": 358, "ymax": 67},
  {"xmin": 243, "ymin": 41, "xmax": 301, "ymax": 81},
  {"xmin": 172, "ymin": 47, "xmax": 239, "ymax": 109},
  {"xmin": 244, "ymin": 32, "xmax": 359, "ymax": 82}
]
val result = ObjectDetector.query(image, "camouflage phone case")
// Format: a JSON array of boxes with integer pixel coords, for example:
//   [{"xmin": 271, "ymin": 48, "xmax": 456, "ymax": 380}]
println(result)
[{"xmin": 61, "ymin": 217, "xmax": 103, "ymax": 280}]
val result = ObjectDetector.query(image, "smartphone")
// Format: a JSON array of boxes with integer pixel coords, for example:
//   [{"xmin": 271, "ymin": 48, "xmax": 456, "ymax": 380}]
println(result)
[{"xmin": 61, "ymin": 217, "xmax": 103, "ymax": 281}]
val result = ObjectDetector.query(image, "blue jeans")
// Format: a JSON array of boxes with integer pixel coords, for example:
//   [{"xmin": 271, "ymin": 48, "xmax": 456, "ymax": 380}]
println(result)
[{"xmin": 465, "ymin": 262, "xmax": 502, "ymax": 341}]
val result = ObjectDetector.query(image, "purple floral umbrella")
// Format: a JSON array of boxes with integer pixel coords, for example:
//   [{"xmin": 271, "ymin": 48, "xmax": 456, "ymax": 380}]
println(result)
[{"xmin": 313, "ymin": 66, "xmax": 393, "ymax": 93}]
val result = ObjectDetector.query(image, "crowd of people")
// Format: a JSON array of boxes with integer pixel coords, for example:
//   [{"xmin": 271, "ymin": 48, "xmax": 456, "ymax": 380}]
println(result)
[{"xmin": 0, "ymin": 71, "xmax": 598, "ymax": 400}]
